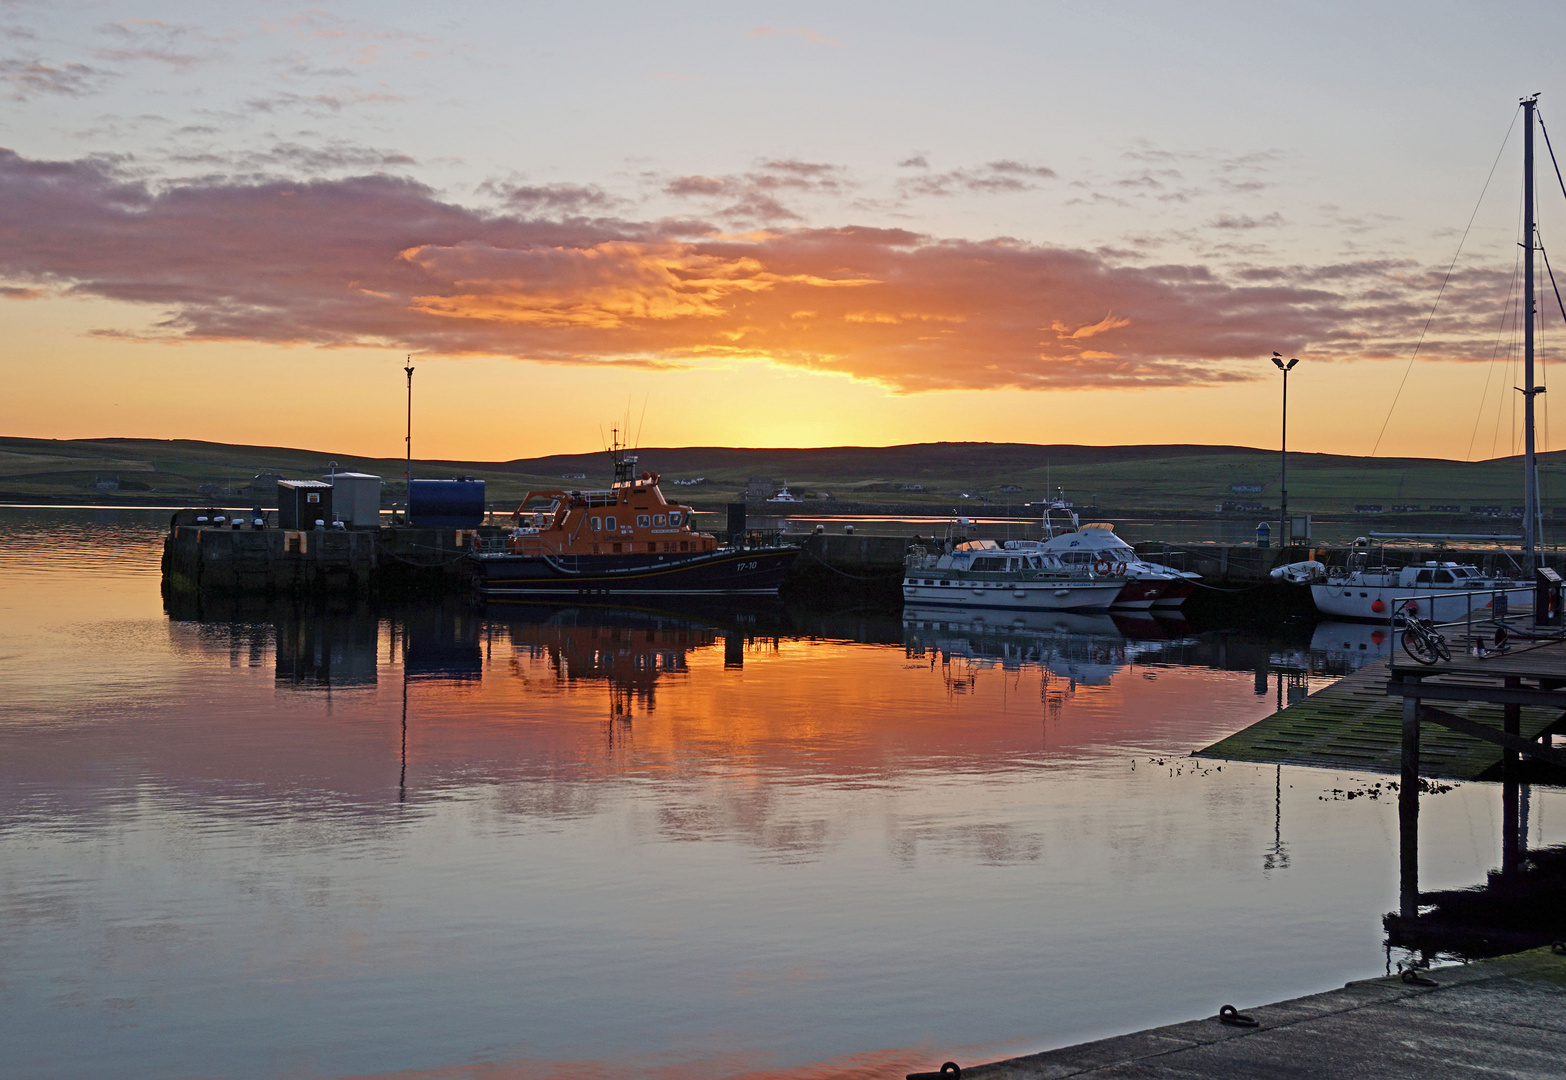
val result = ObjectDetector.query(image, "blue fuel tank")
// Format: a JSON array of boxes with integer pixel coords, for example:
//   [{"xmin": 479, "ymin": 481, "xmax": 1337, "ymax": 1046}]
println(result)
[{"xmin": 408, "ymin": 478, "xmax": 485, "ymax": 527}]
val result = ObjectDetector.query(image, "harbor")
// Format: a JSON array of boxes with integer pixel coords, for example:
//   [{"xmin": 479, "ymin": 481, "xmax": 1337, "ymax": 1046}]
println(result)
[{"xmin": 9, "ymin": 8, "xmax": 1566, "ymax": 1075}]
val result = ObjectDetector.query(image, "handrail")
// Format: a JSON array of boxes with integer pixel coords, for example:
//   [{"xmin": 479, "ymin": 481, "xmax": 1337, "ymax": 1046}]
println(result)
[{"xmin": 1387, "ymin": 584, "xmax": 1535, "ymax": 646}]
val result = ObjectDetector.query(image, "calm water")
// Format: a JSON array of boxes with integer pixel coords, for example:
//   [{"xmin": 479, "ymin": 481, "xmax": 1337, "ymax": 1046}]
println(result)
[{"xmin": 1, "ymin": 507, "xmax": 1557, "ymax": 1080}]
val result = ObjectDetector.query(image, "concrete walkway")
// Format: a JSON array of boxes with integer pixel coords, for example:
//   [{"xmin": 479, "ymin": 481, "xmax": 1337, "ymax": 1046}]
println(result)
[{"xmin": 963, "ymin": 946, "xmax": 1565, "ymax": 1079}]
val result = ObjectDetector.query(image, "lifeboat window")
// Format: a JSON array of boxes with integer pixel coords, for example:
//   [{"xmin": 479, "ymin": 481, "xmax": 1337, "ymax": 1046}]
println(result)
[
  {"xmin": 637, "ymin": 514, "xmax": 651, "ymax": 528},
  {"xmin": 613, "ymin": 542, "xmax": 623, "ymax": 554},
  {"xmin": 654, "ymin": 514, "xmax": 667, "ymax": 527},
  {"xmin": 1415, "ymin": 569, "xmax": 1433, "ymax": 583},
  {"xmin": 680, "ymin": 540, "xmax": 689, "ymax": 551},
  {"xmin": 590, "ymin": 516, "xmax": 602, "ymax": 532},
  {"xmin": 1434, "ymin": 570, "xmax": 1453, "ymax": 583},
  {"xmin": 605, "ymin": 516, "xmax": 617, "ymax": 531},
  {"xmin": 669, "ymin": 511, "xmax": 681, "ymax": 526}
]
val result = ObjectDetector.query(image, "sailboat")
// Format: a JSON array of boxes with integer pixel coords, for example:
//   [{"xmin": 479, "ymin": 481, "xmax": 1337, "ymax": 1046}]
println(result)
[{"xmin": 1280, "ymin": 95, "xmax": 1551, "ymax": 622}]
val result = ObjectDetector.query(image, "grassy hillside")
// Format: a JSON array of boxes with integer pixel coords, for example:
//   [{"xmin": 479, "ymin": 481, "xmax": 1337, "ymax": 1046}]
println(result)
[{"xmin": 0, "ymin": 434, "xmax": 1556, "ymax": 517}]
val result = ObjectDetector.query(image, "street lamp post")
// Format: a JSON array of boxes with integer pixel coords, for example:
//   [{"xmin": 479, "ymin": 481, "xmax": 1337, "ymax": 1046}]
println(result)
[
  {"xmin": 1272, "ymin": 352, "xmax": 1300, "ymax": 546},
  {"xmin": 404, "ymin": 358, "xmax": 415, "ymax": 511}
]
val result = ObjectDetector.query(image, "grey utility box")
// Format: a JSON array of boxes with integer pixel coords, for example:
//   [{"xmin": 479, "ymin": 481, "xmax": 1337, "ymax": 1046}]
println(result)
[
  {"xmin": 328, "ymin": 472, "xmax": 382, "ymax": 528},
  {"xmin": 277, "ymin": 480, "xmax": 333, "ymax": 530}
]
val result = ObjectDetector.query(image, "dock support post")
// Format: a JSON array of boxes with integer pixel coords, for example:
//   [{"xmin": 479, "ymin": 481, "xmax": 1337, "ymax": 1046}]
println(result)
[
  {"xmin": 1503, "ymin": 681, "xmax": 1521, "ymax": 875},
  {"xmin": 1399, "ymin": 693, "xmax": 1421, "ymax": 919}
]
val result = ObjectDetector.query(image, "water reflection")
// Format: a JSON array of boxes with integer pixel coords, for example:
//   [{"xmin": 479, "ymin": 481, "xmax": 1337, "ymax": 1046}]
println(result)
[
  {"xmin": 5, "ymin": 507, "xmax": 1565, "ymax": 1080},
  {"xmin": 902, "ymin": 605, "xmax": 1198, "ymax": 688}
]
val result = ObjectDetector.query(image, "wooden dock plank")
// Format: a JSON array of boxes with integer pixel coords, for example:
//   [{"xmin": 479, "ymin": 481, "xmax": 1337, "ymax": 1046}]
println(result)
[{"xmin": 1196, "ymin": 660, "xmax": 1560, "ymax": 780}]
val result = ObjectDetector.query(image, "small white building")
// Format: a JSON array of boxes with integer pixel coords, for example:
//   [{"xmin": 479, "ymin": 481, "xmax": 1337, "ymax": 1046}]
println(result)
[{"xmin": 328, "ymin": 472, "xmax": 383, "ymax": 528}]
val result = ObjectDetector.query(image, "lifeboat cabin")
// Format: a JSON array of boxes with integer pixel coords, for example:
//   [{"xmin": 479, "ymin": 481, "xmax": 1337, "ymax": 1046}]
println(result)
[{"xmin": 507, "ymin": 469, "xmax": 717, "ymax": 559}]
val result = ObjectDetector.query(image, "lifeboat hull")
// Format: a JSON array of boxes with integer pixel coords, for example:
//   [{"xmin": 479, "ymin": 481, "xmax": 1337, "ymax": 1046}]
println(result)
[{"xmin": 475, "ymin": 546, "xmax": 798, "ymax": 598}]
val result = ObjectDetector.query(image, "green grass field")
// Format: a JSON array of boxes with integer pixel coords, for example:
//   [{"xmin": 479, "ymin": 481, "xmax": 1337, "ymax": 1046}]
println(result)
[{"xmin": 1, "ymin": 434, "xmax": 1557, "ymax": 518}]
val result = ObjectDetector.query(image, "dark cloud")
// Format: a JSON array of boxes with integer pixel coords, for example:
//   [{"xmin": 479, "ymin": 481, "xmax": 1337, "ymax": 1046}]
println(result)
[
  {"xmin": 93, "ymin": 19, "xmax": 214, "ymax": 71},
  {"xmin": 1210, "ymin": 212, "xmax": 1285, "ymax": 230},
  {"xmin": 900, "ymin": 161, "xmax": 1055, "ymax": 197},
  {"xmin": 662, "ymin": 159, "xmax": 847, "ymax": 224},
  {"xmin": 494, "ymin": 182, "xmax": 619, "ymax": 216},
  {"xmin": 0, "ymin": 57, "xmax": 108, "ymax": 99},
  {"xmin": 897, "ymin": 156, "xmax": 929, "ymax": 169},
  {"xmin": 0, "ymin": 149, "xmax": 1508, "ymax": 393}
]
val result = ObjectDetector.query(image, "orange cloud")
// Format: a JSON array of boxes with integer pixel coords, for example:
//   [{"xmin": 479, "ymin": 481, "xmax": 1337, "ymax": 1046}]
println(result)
[{"xmin": 0, "ymin": 149, "xmax": 1516, "ymax": 392}]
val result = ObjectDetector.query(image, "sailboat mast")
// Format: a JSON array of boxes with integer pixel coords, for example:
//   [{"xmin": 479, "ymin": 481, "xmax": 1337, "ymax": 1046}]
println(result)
[{"xmin": 1523, "ymin": 95, "xmax": 1540, "ymax": 567}]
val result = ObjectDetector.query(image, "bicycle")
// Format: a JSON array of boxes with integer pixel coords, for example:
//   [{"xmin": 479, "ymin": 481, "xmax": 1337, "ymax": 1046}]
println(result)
[{"xmin": 1396, "ymin": 607, "xmax": 1451, "ymax": 665}]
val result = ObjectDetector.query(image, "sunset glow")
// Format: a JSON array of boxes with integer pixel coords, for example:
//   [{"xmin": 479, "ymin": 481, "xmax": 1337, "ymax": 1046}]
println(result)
[{"xmin": 3, "ymin": 4, "xmax": 1566, "ymax": 460}]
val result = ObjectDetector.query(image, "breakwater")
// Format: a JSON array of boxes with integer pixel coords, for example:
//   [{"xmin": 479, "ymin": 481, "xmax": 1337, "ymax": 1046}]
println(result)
[{"xmin": 160, "ymin": 514, "xmax": 1562, "ymax": 608}]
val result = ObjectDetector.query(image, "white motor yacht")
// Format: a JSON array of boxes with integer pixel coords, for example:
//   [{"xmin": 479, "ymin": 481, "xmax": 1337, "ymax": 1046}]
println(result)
[
  {"xmin": 903, "ymin": 538, "xmax": 1159, "ymax": 613},
  {"xmin": 1002, "ymin": 492, "xmax": 1200, "ymax": 608}
]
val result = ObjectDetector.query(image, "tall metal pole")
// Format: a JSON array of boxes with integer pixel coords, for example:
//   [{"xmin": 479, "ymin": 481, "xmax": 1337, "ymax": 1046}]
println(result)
[
  {"xmin": 1280, "ymin": 364, "xmax": 1289, "ymax": 546},
  {"xmin": 1272, "ymin": 352, "xmax": 1299, "ymax": 545},
  {"xmin": 1523, "ymin": 95, "xmax": 1539, "ymax": 569},
  {"xmin": 404, "ymin": 358, "xmax": 415, "ymax": 501}
]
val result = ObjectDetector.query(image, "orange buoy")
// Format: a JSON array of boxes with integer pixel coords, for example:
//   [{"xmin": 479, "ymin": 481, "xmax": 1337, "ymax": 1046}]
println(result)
[
  {"xmin": 1371, "ymin": 630, "xmax": 1385, "ymax": 645},
  {"xmin": 1371, "ymin": 598, "xmax": 1385, "ymax": 613}
]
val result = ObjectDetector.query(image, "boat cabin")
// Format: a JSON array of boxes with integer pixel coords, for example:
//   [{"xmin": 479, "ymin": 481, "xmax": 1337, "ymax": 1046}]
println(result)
[
  {"xmin": 1395, "ymin": 562, "xmax": 1489, "ymax": 588},
  {"xmin": 507, "ymin": 469, "xmax": 717, "ymax": 557}
]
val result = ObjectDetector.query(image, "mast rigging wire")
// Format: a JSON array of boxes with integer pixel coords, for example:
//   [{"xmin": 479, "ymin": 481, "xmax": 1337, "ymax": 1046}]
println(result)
[
  {"xmin": 1371, "ymin": 107, "xmax": 1520, "ymax": 457},
  {"xmin": 1467, "ymin": 228, "xmax": 1524, "ymax": 460}
]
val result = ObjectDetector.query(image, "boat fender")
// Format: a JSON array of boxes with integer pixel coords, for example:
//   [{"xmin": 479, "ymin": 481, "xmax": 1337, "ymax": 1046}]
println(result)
[
  {"xmin": 1093, "ymin": 558, "xmax": 1113, "ymax": 575},
  {"xmin": 1371, "ymin": 598, "xmax": 1385, "ymax": 613}
]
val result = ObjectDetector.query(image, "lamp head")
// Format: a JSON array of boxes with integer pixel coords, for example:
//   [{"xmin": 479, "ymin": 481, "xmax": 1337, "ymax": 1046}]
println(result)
[
  {"xmin": 1285, "ymin": 358, "xmax": 1299, "ymax": 371},
  {"xmin": 1271, "ymin": 357, "xmax": 1285, "ymax": 370}
]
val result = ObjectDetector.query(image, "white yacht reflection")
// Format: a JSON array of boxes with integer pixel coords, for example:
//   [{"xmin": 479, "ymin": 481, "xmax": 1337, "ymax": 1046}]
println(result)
[
  {"xmin": 1308, "ymin": 620, "xmax": 1394, "ymax": 671},
  {"xmin": 902, "ymin": 603, "xmax": 1196, "ymax": 686}
]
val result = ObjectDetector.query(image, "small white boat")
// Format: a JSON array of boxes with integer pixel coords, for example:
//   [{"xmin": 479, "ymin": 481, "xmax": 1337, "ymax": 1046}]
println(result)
[
  {"xmin": 1307, "ymin": 561, "xmax": 1529, "ymax": 623},
  {"xmin": 765, "ymin": 482, "xmax": 804, "ymax": 504},
  {"xmin": 1273, "ymin": 537, "xmax": 1532, "ymax": 623}
]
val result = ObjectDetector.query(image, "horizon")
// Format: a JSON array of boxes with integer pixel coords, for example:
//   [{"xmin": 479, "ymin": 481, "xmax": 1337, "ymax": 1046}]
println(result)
[
  {"xmin": 9, "ymin": 431, "xmax": 1550, "ymax": 469},
  {"xmin": 4, "ymin": 4, "xmax": 1566, "ymax": 462}
]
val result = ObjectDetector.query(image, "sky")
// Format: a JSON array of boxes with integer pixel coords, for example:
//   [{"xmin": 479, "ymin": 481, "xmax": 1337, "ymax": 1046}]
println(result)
[{"xmin": 4, "ymin": 1, "xmax": 1566, "ymax": 461}]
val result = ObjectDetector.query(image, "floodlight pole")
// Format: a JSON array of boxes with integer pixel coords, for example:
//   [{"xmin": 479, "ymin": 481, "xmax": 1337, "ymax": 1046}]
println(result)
[
  {"xmin": 404, "ymin": 358, "xmax": 415, "ymax": 500},
  {"xmin": 1273, "ymin": 353, "xmax": 1300, "ymax": 546}
]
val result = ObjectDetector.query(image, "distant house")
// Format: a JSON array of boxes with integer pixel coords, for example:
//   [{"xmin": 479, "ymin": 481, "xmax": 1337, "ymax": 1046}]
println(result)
[
  {"xmin": 560, "ymin": 472, "xmax": 587, "ymax": 480},
  {"xmin": 1470, "ymin": 505, "xmax": 1503, "ymax": 515},
  {"xmin": 1220, "ymin": 501, "xmax": 1266, "ymax": 513},
  {"xmin": 1230, "ymin": 483, "xmax": 1264, "ymax": 494},
  {"xmin": 899, "ymin": 483, "xmax": 926, "ymax": 492},
  {"xmin": 746, "ymin": 477, "xmax": 774, "ymax": 500},
  {"xmin": 1430, "ymin": 504, "xmax": 1461, "ymax": 512},
  {"xmin": 1354, "ymin": 504, "xmax": 1385, "ymax": 514},
  {"xmin": 998, "ymin": 484, "xmax": 1023, "ymax": 493},
  {"xmin": 1391, "ymin": 504, "xmax": 1421, "ymax": 512},
  {"xmin": 92, "ymin": 476, "xmax": 119, "ymax": 492}
]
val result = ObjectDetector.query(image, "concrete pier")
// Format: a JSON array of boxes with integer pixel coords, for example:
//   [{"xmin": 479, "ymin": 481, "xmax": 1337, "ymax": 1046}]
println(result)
[
  {"xmin": 959, "ymin": 945, "xmax": 1566, "ymax": 1079},
  {"xmin": 161, "ymin": 518, "xmax": 481, "ymax": 596}
]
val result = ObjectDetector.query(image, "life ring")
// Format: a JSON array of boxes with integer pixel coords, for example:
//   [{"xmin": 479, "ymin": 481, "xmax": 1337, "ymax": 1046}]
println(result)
[
  {"xmin": 1114, "ymin": 561, "xmax": 1128, "ymax": 576},
  {"xmin": 1093, "ymin": 558, "xmax": 1113, "ymax": 576}
]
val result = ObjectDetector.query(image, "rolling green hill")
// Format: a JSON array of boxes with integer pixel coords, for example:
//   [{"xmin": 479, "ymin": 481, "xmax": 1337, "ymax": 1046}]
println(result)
[{"xmin": 0, "ymin": 434, "xmax": 1556, "ymax": 517}]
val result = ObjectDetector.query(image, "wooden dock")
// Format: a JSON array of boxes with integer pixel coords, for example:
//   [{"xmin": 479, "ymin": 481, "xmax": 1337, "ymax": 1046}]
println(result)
[{"xmin": 1196, "ymin": 657, "xmax": 1565, "ymax": 780}]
